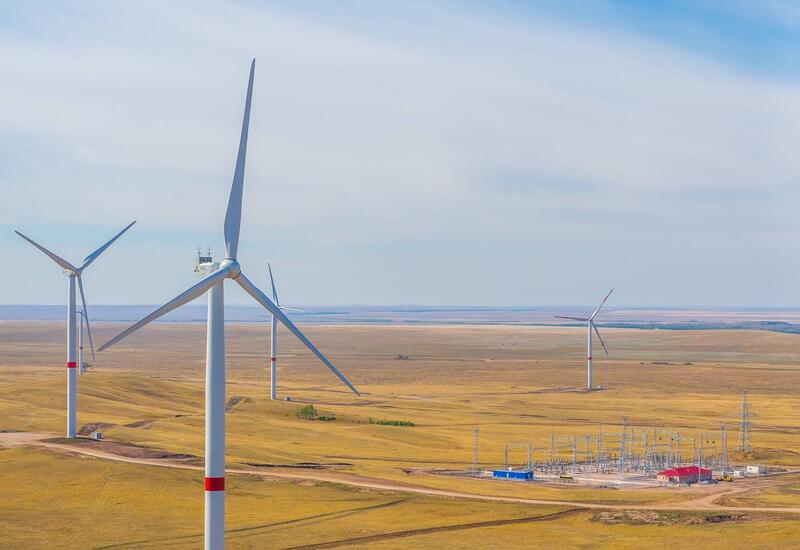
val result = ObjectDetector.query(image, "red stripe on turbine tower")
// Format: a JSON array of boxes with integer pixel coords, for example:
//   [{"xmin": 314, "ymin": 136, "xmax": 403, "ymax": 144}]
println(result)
[
  {"xmin": 67, "ymin": 361, "xmax": 77, "ymax": 368},
  {"xmin": 205, "ymin": 477, "xmax": 225, "ymax": 491},
  {"xmin": 270, "ymin": 357, "xmax": 276, "ymax": 362}
]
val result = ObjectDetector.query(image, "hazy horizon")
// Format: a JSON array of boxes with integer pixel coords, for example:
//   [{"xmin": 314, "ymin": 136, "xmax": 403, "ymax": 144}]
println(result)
[{"xmin": 5, "ymin": 303, "xmax": 800, "ymax": 328}]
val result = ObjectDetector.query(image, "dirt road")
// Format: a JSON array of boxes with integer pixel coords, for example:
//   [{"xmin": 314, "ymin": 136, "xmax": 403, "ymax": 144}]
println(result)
[{"xmin": 3, "ymin": 432, "xmax": 799, "ymax": 515}]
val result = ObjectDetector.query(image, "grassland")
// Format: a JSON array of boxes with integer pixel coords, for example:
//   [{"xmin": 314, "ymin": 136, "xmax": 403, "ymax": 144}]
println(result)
[{"xmin": 1, "ymin": 321, "xmax": 800, "ymax": 547}]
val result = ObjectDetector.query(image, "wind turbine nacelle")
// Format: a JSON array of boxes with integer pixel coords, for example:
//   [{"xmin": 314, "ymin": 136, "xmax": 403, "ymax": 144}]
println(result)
[{"xmin": 195, "ymin": 252, "xmax": 218, "ymax": 275}]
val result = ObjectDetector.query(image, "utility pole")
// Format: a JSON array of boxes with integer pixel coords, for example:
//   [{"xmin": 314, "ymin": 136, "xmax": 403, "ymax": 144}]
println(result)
[{"xmin": 699, "ymin": 433, "xmax": 704, "ymax": 467}]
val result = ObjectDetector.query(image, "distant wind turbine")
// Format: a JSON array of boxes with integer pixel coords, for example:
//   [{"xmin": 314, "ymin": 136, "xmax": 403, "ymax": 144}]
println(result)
[
  {"xmin": 266, "ymin": 262, "xmax": 302, "ymax": 400},
  {"xmin": 555, "ymin": 288, "xmax": 613, "ymax": 391},
  {"xmin": 78, "ymin": 308, "xmax": 96, "ymax": 374},
  {"xmin": 78, "ymin": 282, "xmax": 100, "ymax": 374},
  {"xmin": 14, "ymin": 221, "xmax": 136, "ymax": 436},
  {"xmin": 99, "ymin": 60, "xmax": 359, "ymax": 550}
]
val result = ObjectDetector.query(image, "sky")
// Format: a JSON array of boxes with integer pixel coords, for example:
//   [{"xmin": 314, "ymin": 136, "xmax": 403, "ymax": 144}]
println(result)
[{"xmin": 1, "ymin": 0, "xmax": 800, "ymax": 307}]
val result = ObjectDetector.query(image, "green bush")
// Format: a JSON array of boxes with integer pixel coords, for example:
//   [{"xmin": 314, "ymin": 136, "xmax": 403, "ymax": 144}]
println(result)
[
  {"xmin": 368, "ymin": 418, "xmax": 415, "ymax": 427},
  {"xmin": 295, "ymin": 404, "xmax": 318, "ymax": 420},
  {"xmin": 295, "ymin": 405, "xmax": 336, "ymax": 421}
]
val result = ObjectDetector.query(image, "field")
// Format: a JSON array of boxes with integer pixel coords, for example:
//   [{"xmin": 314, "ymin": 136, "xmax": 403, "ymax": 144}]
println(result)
[{"xmin": 2, "ymin": 321, "xmax": 800, "ymax": 548}]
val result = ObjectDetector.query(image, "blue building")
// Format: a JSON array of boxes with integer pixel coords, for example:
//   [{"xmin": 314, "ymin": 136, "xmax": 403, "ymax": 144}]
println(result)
[{"xmin": 492, "ymin": 469, "xmax": 533, "ymax": 480}]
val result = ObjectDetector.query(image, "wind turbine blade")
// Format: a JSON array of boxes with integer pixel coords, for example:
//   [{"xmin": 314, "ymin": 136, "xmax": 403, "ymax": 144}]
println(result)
[
  {"xmin": 267, "ymin": 261, "xmax": 280, "ymax": 306},
  {"xmin": 279, "ymin": 306, "xmax": 302, "ymax": 313},
  {"xmin": 554, "ymin": 316, "xmax": 589, "ymax": 322},
  {"xmin": 80, "ymin": 221, "xmax": 136, "ymax": 271},
  {"xmin": 223, "ymin": 59, "xmax": 255, "ymax": 260},
  {"xmin": 235, "ymin": 271, "xmax": 360, "ymax": 396},
  {"xmin": 99, "ymin": 267, "xmax": 229, "ymax": 351},
  {"xmin": 591, "ymin": 321, "xmax": 609, "ymax": 355},
  {"xmin": 77, "ymin": 275, "xmax": 96, "ymax": 361},
  {"xmin": 14, "ymin": 231, "xmax": 77, "ymax": 272},
  {"xmin": 589, "ymin": 288, "xmax": 614, "ymax": 320}
]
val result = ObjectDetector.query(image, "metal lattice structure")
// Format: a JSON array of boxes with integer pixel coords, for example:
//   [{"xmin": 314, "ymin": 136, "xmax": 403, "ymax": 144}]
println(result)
[
  {"xmin": 472, "ymin": 427, "xmax": 480, "ymax": 474},
  {"xmin": 490, "ymin": 417, "xmax": 737, "ymax": 479},
  {"xmin": 737, "ymin": 391, "xmax": 753, "ymax": 453}
]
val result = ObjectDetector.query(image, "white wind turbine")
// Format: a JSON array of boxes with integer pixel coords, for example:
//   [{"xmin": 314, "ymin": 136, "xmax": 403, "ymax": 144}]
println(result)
[
  {"xmin": 78, "ymin": 281, "xmax": 99, "ymax": 374},
  {"xmin": 266, "ymin": 262, "xmax": 302, "ymax": 400},
  {"xmin": 78, "ymin": 306, "xmax": 96, "ymax": 374},
  {"xmin": 268, "ymin": 262, "xmax": 280, "ymax": 400},
  {"xmin": 14, "ymin": 221, "xmax": 136, "ymax": 436},
  {"xmin": 98, "ymin": 60, "xmax": 359, "ymax": 550},
  {"xmin": 555, "ymin": 289, "xmax": 613, "ymax": 391}
]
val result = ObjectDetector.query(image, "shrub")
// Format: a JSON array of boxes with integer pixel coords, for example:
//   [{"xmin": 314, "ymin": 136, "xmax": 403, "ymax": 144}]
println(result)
[
  {"xmin": 368, "ymin": 418, "xmax": 415, "ymax": 427},
  {"xmin": 295, "ymin": 404, "xmax": 318, "ymax": 420},
  {"xmin": 295, "ymin": 405, "xmax": 336, "ymax": 421}
]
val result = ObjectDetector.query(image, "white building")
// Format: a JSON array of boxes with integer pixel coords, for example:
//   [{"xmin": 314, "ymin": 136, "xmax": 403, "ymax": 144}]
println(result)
[{"xmin": 746, "ymin": 465, "xmax": 766, "ymax": 475}]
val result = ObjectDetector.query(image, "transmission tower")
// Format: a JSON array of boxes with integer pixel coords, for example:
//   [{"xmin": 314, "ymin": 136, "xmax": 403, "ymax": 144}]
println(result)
[
  {"xmin": 472, "ymin": 427, "xmax": 479, "ymax": 474},
  {"xmin": 698, "ymin": 432, "xmax": 705, "ymax": 467},
  {"xmin": 595, "ymin": 424, "xmax": 603, "ymax": 472},
  {"xmin": 572, "ymin": 437, "xmax": 577, "ymax": 473},
  {"xmin": 584, "ymin": 434, "xmax": 592, "ymax": 466},
  {"xmin": 737, "ymin": 390, "xmax": 752, "ymax": 453},
  {"xmin": 720, "ymin": 425, "xmax": 729, "ymax": 472},
  {"xmin": 619, "ymin": 416, "xmax": 627, "ymax": 472}
]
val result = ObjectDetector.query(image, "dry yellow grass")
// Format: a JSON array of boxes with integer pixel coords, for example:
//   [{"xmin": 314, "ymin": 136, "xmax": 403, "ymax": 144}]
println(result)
[
  {"xmin": 2, "ymin": 321, "xmax": 800, "ymax": 547},
  {"xmin": 0, "ymin": 447, "xmax": 566, "ymax": 549},
  {"xmin": 3, "ymin": 446, "xmax": 798, "ymax": 549}
]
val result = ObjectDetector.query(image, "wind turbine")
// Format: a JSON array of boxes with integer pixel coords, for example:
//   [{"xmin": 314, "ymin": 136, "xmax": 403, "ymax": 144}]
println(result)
[
  {"xmin": 268, "ymin": 263, "xmax": 280, "ymax": 400},
  {"xmin": 266, "ymin": 262, "xmax": 302, "ymax": 400},
  {"xmin": 78, "ymin": 281, "xmax": 99, "ymax": 374},
  {"xmin": 98, "ymin": 60, "xmax": 359, "ymax": 550},
  {"xmin": 78, "ymin": 307, "xmax": 96, "ymax": 374},
  {"xmin": 555, "ymin": 289, "xmax": 613, "ymax": 391},
  {"xmin": 14, "ymin": 221, "xmax": 136, "ymax": 436}
]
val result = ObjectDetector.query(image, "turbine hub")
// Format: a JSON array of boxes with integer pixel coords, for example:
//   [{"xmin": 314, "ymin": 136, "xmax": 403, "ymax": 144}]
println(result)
[{"xmin": 220, "ymin": 258, "xmax": 241, "ymax": 278}]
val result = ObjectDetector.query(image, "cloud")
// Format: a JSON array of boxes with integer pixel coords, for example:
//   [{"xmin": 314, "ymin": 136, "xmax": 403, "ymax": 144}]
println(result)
[{"xmin": 1, "ymin": 1, "xmax": 799, "ymax": 305}]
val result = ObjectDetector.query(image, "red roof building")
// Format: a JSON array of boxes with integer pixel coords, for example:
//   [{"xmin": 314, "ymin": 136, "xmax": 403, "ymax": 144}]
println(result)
[{"xmin": 656, "ymin": 466, "xmax": 712, "ymax": 484}]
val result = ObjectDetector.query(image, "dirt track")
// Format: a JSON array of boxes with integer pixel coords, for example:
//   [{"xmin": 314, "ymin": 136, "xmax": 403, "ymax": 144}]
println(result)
[
  {"xmin": 285, "ymin": 509, "xmax": 585, "ymax": 549},
  {"xmin": 3, "ymin": 432, "xmax": 800, "ymax": 516}
]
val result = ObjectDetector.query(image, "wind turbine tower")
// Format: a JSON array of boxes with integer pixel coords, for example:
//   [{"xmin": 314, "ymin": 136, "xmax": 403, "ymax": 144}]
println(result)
[{"xmin": 555, "ymin": 289, "xmax": 613, "ymax": 391}]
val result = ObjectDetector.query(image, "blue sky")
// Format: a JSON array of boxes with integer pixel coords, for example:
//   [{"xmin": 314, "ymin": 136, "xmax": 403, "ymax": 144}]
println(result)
[{"xmin": 1, "ymin": 0, "xmax": 799, "ymax": 306}]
